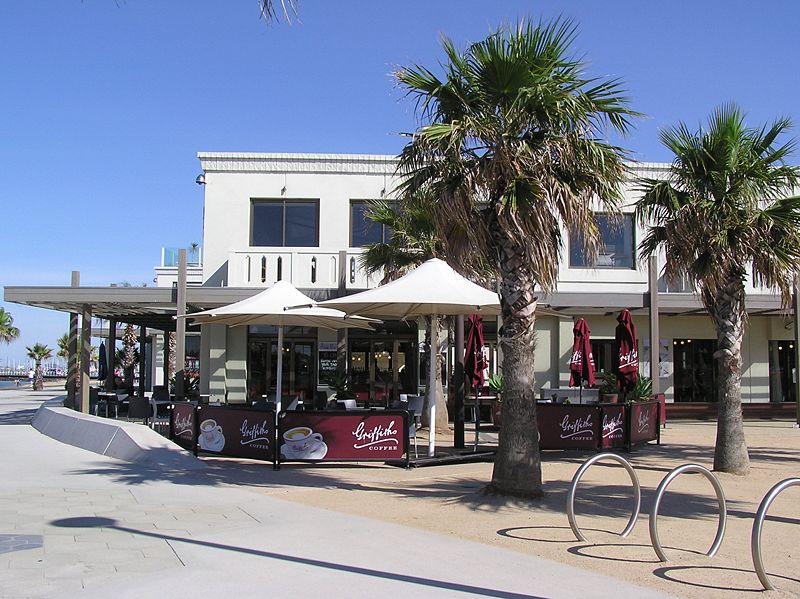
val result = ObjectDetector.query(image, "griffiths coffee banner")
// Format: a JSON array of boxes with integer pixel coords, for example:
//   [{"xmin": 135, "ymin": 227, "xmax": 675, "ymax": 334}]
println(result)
[
  {"xmin": 629, "ymin": 401, "xmax": 659, "ymax": 444},
  {"xmin": 279, "ymin": 411, "xmax": 407, "ymax": 461},
  {"xmin": 537, "ymin": 405, "xmax": 599, "ymax": 450},
  {"xmin": 171, "ymin": 403, "xmax": 196, "ymax": 451},
  {"xmin": 196, "ymin": 405, "xmax": 275, "ymax": 461},
  {"xmin": 600, "ymin": 404, "xmax": 626, "ymax": 449}
]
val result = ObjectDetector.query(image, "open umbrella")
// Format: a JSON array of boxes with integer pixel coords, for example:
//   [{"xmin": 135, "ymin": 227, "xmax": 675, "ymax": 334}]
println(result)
[
  {"xmin": 464, "ymin": 314, "xmax": 486, "ymax": 451},
  {"xmin": 318, "ymin": 258, "xmax": 501, "ymax": 457},
  {"xmin": 568, "ymin": 318, "xmax": 595, "ymax": 400},
  {"xmin": 186, "ymin": 281, "xmax": 378, "ymax": 416},
  {"xmin": 97, "ymin": 341, "xmax": 108, "ymax": 382},
  {"xmin": 614, "ymin": 309, "xmax": 639, "ymax": 395}
]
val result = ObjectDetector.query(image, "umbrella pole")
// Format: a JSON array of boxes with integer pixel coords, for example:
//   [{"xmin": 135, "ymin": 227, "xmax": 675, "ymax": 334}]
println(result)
[
  {"xmin": 275, "ymin": 326, "xmax": 284, "ymax": 424},
  {"xmin": 473, "ymin": 386, "xmax": 480, "ymax": 452},
  {"xmin": 427, "ymin": 312, "xmax": 437, "ymax": 457}
]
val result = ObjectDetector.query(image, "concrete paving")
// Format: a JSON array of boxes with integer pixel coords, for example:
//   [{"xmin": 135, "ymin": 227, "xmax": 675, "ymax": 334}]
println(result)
[{"xmin": 0, "ymin": 388, "xmax": 675, "ymax": 599}]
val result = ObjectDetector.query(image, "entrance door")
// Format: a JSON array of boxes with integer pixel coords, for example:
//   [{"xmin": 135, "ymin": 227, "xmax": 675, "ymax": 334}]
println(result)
[
  {"xmin": 673, "ymin": 339, "xmax": 717, "ymax": 402},
  {"xmin": 270, "ymin": 340, "xmax": 314, "ymax": 402},
  {"xmin": 349, "ymin": 338, "xmax": 418, "ymax": 405},
  {"xmin": 769, "ymin": 341, "xmax": 797, "ymax": 402}
]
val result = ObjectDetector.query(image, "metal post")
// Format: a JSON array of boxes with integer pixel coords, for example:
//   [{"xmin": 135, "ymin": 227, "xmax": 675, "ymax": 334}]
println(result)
[
  {"xmin": 751, "ymin": 477, "xmax": 800, "ymax": 591},
  {"xmin": 162, "ymin": 333, "xmax": 171, "ymax": 389},
  {"xmin": 427, "ymin": 312, "xmax": 437, "ymax": 457},
  {"xmin": 175, "ymin": 249, "xmax": 187, "ymax": 400},
  {"xmin": 648, "ymin": 256, "xmax": 661, "ymax": 395},
  {"xmin": 793, "ymin": 278, "xmax": 799, "ymax": 425},
  {"xmin": 67, "ymin": 271, "xmax": 79, "ymax": 409},
  {"xmin": 80, "ymin": 304, "xmax": 92, "ymax": 413},
  {"xmin": 454, "ymin": 315, "xmax": 465, "ymax": 449}
]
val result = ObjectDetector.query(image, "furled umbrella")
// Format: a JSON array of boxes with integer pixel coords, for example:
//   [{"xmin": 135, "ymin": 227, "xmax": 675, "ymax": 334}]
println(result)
[
  {"xmin": 568, "ymin": 318, "xmax": 595, "ymax": 401},
  {"xmin": 184, "ymin": 281, "xmax": 378, "ymax": 418},
  {"xmin": 317, "ymin": 258, "xmax": 501, "ymax": 457},
  {"xmin": 614, "ymin": 309, "xmax": 639, "ymax": 395},
  {"xmin": 464, "ymin": 314, "xmax": 486, "ymax": 451},
  {"xmin": 97, "ymin": 341, "xmax": 108, "ymax": 382}
]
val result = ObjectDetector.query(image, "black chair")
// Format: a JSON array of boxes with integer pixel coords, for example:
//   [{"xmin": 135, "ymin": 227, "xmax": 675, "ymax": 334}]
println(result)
[{"xmin": 127, "ymin": 396, "xmax": 151, "ymax": 424}]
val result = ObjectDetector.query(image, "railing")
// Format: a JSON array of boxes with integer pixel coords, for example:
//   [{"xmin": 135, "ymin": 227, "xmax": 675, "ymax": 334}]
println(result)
[{"xmin": 227, "ymin": 249, "xmax": 382, "ymax": 289}]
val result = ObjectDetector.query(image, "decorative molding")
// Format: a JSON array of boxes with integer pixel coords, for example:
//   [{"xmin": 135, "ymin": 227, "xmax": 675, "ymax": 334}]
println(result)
[{"xmin": 197, "ymin": 152, "xmax": 671, "ymax": 179}]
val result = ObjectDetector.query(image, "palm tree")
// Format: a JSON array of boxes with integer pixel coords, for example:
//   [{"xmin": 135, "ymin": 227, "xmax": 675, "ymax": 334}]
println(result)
[
  {"xmin": 57, "ymin": 333, "xmax": 69, "ymax": 361},
  {"xmin": 396, "ymin": 18, "xmax": 637, "ymax": 496},
  {"xmin": 0, "ymin": 308, "xmax": 20, "ymax": 345},
  {"xmin": 121, "ymin": 324, "xmax": 138, "ymax": 391},
  {"xmin": 637, "ymin": 104, "xmax": 800, "ymax": 475},
  {"xmin": 258, "ymin": 0, "xmax": 297, "ymax": 23},
  {"xmin": 359, "ymin": 198, "xmax": 451, "ymax": 433},
  {"xmin": 26, "ymin": 343, "xmax": 53, "ymax": 391}
]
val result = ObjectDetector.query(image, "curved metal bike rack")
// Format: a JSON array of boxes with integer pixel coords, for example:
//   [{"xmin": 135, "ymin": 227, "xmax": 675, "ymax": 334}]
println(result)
[
  {"xmin": 567, "ymin": 453, "xmax": 641, "ymax": 542},
  {"xmin": 751, "ymin": 477, "xmax": 800, "ymax": 591},
  {"xmin": 649, "ymin": 463, "xmax": 727, "ymax": 562}
]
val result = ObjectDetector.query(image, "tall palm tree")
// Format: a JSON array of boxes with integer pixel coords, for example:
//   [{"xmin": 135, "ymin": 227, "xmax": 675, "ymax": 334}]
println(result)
[
  {"xmin": 637, "ymin": 104, "xmax": 800, "ymax": 475},
  {"xmin": 258, "ymin": 0, "xmax": 297, "ymax": 23},
  {"xmin": 359, "ymin": 198, "xmax": 451, "ymax": 433},
  {"xmin": 396, "ymin": 18, "xmax": 637, "ymax": 496},
  {"xmin": 26, "ymin": 343, "xmax": 53, "ymax": 391},
  {"xmin": 0, "ymin": 308, "xmax": 20, "ymax": 345}
]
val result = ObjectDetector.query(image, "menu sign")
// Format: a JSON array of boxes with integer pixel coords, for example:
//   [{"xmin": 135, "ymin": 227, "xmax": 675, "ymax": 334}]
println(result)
[
  {"xmin": 600, "ymin": 404, "xmax": 626, "ymax": 449},
  {"xmin": 318, "ymin": 341, "xmax": 338, "ymax": 384},
  {"xmin": 629, "ymin": 401, "xmax": 659, "ymax": 444},
  {"xmin": 279, "ymin": 411, "xmax": 407, "ymax": 461},
  {"xmin": 171, "ymin": 403, "xmax": 196, "ymax": 451},
  {"xmin": 537, "ymin": 405, "xmax": 599, "ymax": 450},
  {"xmin": 196, "ymin": 405, "xmax": 275, "ymax": 461}
]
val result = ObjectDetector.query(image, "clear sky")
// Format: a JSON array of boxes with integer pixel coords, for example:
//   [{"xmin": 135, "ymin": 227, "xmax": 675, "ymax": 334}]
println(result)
[{"xmin": 1, "ymin": 1, "xmax": 798, "ymax": 364}]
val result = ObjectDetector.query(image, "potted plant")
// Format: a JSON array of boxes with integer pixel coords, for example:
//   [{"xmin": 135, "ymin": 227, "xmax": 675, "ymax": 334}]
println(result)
[
  {"xmin": 324, "ymin": 372, "xmax": 355, "ymax": 402},
  {"xmin": 597, "ymin": 370, "xmax": 619, "ymax": 403},
  {"xmin": 487, "ymin": 373, "xmax": 504, "ymax": 425},
  {"xmin": 628, "ymin": 375, "xmax": 653, "ymax": 403}
]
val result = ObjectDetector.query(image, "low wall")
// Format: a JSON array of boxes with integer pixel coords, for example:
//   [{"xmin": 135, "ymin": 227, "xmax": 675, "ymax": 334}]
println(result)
[{"xmin": 32, "ymin": 406, "xmax": 206, "ymax": 471}]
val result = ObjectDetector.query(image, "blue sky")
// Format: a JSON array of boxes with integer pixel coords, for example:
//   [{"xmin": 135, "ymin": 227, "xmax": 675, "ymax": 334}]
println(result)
[{"xmin": 1, "ymin": 1, "xmax": 799, "ymax": 364}]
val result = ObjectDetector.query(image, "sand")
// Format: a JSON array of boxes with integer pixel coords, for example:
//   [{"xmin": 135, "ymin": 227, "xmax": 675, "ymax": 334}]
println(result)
[{"xmin": 205, "ymin": 419, "xmax": 800, "ymax": 598}]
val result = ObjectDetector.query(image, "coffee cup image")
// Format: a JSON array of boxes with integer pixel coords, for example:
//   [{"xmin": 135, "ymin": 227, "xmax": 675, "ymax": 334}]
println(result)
[
  {"xmin": 199, "ymin": 419, "xmax": 224, "ymax": 450},
  {"xmin": 283, "ymin": 426, "xmax": 324, "ymax": 454}
]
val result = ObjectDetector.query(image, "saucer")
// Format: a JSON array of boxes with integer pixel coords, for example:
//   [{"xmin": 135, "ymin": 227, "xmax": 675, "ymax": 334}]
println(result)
[
  {"xmin": 199, "ymin": 433, "xmax": 225, "ymax": 453},
  {"xmin": 281, "ymin": 441, "xmax": 328, "ymax": 461}
]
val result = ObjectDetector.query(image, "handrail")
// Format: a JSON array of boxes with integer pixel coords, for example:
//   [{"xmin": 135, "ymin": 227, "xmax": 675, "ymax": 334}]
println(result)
[
  {"xmin": 649, "ymin": 463, "xmax": 727, "ymax": 562},
  {"xmin": 567, "ymin": 453, "xmax": 641, "ymax": 542},
  {"xmin": 751, "ymin": 477, "xmax": 800, "ymax": 591}
]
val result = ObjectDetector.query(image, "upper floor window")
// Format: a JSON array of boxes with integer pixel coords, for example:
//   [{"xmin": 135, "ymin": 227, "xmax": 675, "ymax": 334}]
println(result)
[
  {"xmin": 251, "ymin": 199, "xmax": 318, "ymax": 247},
  {"xmin": 350, "ymin": 200, "xmax": 395, "ymax": 247},
  {"xmin": 569, "ymin": 213, "xmax": 635, "ymax": 269}
]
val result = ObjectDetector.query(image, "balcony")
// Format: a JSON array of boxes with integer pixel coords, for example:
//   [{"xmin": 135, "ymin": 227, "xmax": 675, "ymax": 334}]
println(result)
[{"xmin": 227, "ymin": 249, "xmax": 382, "ymax": 290}]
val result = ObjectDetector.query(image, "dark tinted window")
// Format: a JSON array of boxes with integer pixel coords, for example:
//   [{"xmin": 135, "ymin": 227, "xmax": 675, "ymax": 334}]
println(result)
[
  {"xmin": 350, "ymin": 201, "xmax": 395, "ymax": 247},
  {"xmin": 252, "ymin": 200, "xmax": 318, "ymax": 247},
  {"xmin": 570, "ymin": 213, "xmax": 635, "ymax": 269}
]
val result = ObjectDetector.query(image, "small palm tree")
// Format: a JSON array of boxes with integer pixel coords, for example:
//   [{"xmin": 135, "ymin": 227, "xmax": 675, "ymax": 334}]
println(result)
[
  {"xmin": 637, "ymin": 104, "xmax": 800, "ymax": 475},
  {"xmin": 396, "ymin": 18, "xmax": 637, "ymax": 497},
  {"xmin": 57, "ymin": 333, "xmax": 69, "ymax": 361},
  {"xmin": 359, "ymin": 198, "xmax": 451, "ymax": 432},
  {"xmin": 0, "ymin": 308, "xmax": 20, "ymax": 345},
  {"xmin": 26, "ymin": 343, "xmax": 53, "ymax": 391}
]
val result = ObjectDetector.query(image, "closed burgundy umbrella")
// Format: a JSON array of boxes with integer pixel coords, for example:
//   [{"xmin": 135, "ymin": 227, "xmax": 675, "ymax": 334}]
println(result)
[
  {"xmin": 568, "ymin": 318, "xmax": 595, "ymax": 400},
  {"xmin": 464, "ymin": 314, "xmax": 486, "ymax": 450},
  {"xmin": 614, "ymin": 309, "xmax": 639, "ymax": 394}
]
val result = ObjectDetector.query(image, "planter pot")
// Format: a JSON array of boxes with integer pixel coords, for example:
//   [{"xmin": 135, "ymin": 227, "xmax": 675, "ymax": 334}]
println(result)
[
  {"xmin": 601, "ymin": 393, "xmax": 619, "ymax": 404},
  {"xmin": 492, "ymin": 402, "xmax": 502, "ymax": 427}
]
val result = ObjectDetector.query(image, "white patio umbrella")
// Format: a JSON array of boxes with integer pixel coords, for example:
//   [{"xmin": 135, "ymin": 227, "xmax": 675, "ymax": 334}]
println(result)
[
  {"xmin": 317, "ymin": 258, "xmax": 501, "ymax": 457},
  {"xmin": 184, "ymin": 281, "xmax": 378, "ymax": 415}
]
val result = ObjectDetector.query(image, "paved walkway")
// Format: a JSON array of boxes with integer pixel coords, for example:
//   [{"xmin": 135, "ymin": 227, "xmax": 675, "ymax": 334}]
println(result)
[{"xmin": 0, "ymin": 389, "xmax": 674, "ymax": 599}]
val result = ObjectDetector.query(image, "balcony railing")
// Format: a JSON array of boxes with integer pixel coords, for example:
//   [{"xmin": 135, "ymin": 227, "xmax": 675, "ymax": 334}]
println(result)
[
  {"xmin": 227, "ymin": 249, "xmax": 381, "ymax": 289},
  {"xmin": 162, "ymin": 247, "xmax": 203, "ymax": 268}
]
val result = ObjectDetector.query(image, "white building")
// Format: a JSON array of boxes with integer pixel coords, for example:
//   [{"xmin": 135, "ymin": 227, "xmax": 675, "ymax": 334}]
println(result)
[{"xmin": 194, "ymin": 152, "xmax": 797, "ymax": 411}]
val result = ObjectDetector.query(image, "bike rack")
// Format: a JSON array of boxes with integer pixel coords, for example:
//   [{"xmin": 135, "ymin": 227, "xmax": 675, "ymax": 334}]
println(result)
[
  {"xmin": 649, "ymin": 463, "xmax": 727, "ymax": 562},
  {"xmin": 567, "ymin": 453, "xmax": 641, "ymax": 542},
  {"xmin": 751, "ymin": 477, "xmax": 800, "ymax": 591}
]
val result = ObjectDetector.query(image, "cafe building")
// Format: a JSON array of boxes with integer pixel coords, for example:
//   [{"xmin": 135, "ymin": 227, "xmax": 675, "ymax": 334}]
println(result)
[{"xmin": 5, "ymin": 152, "xmax": 799, "ymax": 415}]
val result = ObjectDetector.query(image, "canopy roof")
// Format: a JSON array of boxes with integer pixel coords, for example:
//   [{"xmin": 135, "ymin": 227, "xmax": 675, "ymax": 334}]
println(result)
[{"xmin": 318, "ymin": 258, "xmax": 501, "ymax": 318}]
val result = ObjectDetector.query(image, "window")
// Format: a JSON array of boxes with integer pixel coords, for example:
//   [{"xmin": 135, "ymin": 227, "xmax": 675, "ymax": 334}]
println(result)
[
  {"xmin": 350, "ymin": 200, "xmax": 395, "ymax": 247},
  {"xmin": 251, "ymin": 200, "xmax": 318, "ymax": 247},
  {"xmin": 673, "ymin": 339, "xmax": 718, "ymax": 402},
  {"xmin": 768, "ymin": 341, "xmax": 796, "ymax": 402},
  {"xmin": 570, "ymin": 213, "xmax": 635, "ymax": 269}
]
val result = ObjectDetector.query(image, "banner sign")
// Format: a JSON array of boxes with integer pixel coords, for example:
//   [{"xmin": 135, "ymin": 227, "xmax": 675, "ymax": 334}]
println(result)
[
  {"xmin": 279, "ymin": 411, "xmax": 407, "ymax": 462},
  {"xmin": 537, "ymin": 405, "xmax": 599, "ymax": 450},
  {"xmin": 170, "ymin": 402, "xmax": 196, "ymax": 452},
  {"xmin": 195, "ymin": 405, "xmax": 275, "ymax": 461},
  {"xmin": 600, "ymin": 404, "xmax": 626, "ymax": 449},
  {"xmin": 628, "ymin": 400, "xmax": 660, "ymax": 445}
]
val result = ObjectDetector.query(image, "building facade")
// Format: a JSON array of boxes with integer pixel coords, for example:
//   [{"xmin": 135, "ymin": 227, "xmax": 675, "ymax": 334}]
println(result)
[{"xmin": 193, "ymin": 152, "xmax": 797, "ymax": 407}]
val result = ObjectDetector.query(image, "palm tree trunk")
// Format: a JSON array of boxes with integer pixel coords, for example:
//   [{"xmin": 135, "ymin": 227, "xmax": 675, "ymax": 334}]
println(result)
[
  {"xmin": 34, "ymin": 361, "xmax": 44, "ymax": 391},
  {"xmin": 703, "ymin": 281, "xmax": 750, "ymax": 474},
  {"xmin": 421, "ymin": 317, "xmax": 451, "ymax": 434},
  {"xmin": 488, "ymin": 237, "xmax": 542, "ymax": 497}
]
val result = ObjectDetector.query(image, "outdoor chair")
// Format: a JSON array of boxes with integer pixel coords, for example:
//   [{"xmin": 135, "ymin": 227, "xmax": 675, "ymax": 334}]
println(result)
[
  {"xmin": 127, "ymin": 396, "xmax": 151, "ymax": 424},
  {"xmin": 406, "ymin": 395, "xmax": 425, "ymax": 458}
]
